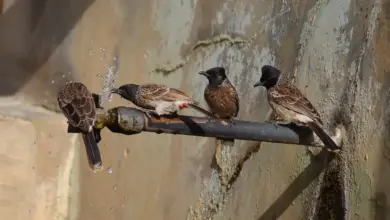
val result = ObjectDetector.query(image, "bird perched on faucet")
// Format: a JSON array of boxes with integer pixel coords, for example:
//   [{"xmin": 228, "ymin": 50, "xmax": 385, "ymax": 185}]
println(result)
[
  {"xmin": 253, "ymin": 65, "xmax": 340, "ymax": 152},
  {"xmin": 110, "ymin": 83, "xmax": 222, "ymax": 121},
  {"xmin": 57, "ymin": 82, "xmax": 103, "ymax": 171}
]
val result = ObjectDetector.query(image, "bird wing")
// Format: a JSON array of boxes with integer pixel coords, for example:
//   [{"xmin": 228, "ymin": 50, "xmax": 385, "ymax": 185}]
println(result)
[
  {"xmin": 57, "ymin": 82, "xmax": 96, "ymax": 132},
  {"xmin": 138, "ymin": 84, "xmax": 191, "ymax": 102},
  {"xmin": 232, "ymin": 87, "xmax": 240, "ymax": 117},
  {"xmin": 162, "ymin": 88, "xmax": 192, "ymax": 102},
  {"xmin": 138, "ymin": 83, "xmax": 170, "ymax": 100},
  {"xmin": 269, "ymin": 84, "xmax": 323, "ymax": 125}
]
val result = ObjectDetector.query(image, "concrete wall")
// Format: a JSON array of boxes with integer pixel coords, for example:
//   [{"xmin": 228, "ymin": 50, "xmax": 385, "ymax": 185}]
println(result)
[{"xmin": 0, "ymin": 0, "xmax": 389, "ymax": 219}]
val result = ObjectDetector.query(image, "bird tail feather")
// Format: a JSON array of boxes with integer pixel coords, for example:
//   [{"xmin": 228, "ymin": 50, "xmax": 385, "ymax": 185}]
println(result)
[
  {"xmin": 306, "ymin": 122, "xmax": 340, "ymax": 152},
  {"xmin": 82, "ymin": 131, "xmax": 103, "ymax": 171},
  {"xmin": 188, "ymin": 103, "xmax": 228, "ymax": 125}
]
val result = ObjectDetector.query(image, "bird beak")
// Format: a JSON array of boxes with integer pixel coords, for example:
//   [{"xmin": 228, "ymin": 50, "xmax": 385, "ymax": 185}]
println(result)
[
  {"xmin": 110, "ymin": 88, "xmax": 120, "ymax": 94},
  {"xmin": 253, "ymin": 81, "xmax": 263, "ymax": 87},
  {"xmin": 198, "ymin": 71, "xmax": 208, "ymax": 77}
]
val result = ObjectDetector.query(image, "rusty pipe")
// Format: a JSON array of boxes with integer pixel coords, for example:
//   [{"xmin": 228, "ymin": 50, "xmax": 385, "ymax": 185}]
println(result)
[{"xmin": 89, "ymin": 106, "xmax": 343, "ymax": 149}]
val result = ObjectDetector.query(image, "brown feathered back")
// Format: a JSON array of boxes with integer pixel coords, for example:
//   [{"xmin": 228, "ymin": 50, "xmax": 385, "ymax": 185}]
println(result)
[
  {"xmin": 57, "ymin": 82, "xmax": 96, "ymax": 132},
  {"xmin": 269, "ymin": 83, "xmax": 323, "ymax": 125},
  {"xmin": 138, "ymin": 84, "xmax": 192, "ymax": 102}
]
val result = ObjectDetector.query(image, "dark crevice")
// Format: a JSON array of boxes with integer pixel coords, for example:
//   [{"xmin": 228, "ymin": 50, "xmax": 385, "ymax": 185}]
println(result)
[
  {"xmin": 226, "ymin": 142, "xmax": 261, "ymax": 190},
  {"xmin": 313, "ymin": 155, "xmax": 346, "ymax": 220}
]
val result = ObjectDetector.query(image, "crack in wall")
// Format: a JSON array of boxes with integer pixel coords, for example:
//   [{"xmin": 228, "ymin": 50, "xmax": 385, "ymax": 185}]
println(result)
[
  {"xmin": 307, "ymin": 0, "xmax": 381, "ymax": 219},
  {"xmin": 226, "ymin": 143, "xmax": 262, "ymax": 190},
  {"xmin": 291, "ymin": 0, "xmax": 329, "ymax": 81},
  {"xmin": 187, "ymin": 142, "xmax": 262, "ymax": 220},
  {"xmin": 150, "ymin": 33, "xmax": 257, "ymax": 75}
]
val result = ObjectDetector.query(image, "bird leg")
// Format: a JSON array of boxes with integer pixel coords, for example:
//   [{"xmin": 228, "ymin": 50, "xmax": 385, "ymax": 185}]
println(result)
[
  {"xmin": 228, "ymin": 119, "xmax": 236, "ymax": 128},
  {"xmin": 265, "ymin": 119, "xmax": 293, "ymax": 130},
  {"xmin": 265, "ymin": 111, "xmax": 291, "ymax": 128},
  {"xmin": 143, "ymin": 109, "xmax": 159, "ymax": 119},
  {"xmin": 265, "ymin": 119, "xmax": 291, "ymax": 124},
  {"xmin": 171, "ymin": 111, "xmax": 179, "ymax": 117},
  {"xmin": 164, "ymin": 111, "xmax": 179, "ymax": 118}
]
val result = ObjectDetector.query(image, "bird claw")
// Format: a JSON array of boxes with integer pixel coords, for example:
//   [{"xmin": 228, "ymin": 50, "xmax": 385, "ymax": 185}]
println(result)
[
  {"xmin": 228, "ymin": 120, "xmax": 236, "ymax": 128},
  {"xmin": 144, "ymin": 110, "xmax": 159, "ymax": 119},
  {"xmin": 266, "ymin": 119, "xmax": 290, "ymax": 124},
  {"xmin": 265, "ymin": 119, "xmax": 290, "ymax": 129},
  {"xmin": 265, "ymin": 119, "xmax": 276, "ymax": 124},
  {"xmin": 170, "ymin": 111, "xmax": 179, "ymax": 118}
]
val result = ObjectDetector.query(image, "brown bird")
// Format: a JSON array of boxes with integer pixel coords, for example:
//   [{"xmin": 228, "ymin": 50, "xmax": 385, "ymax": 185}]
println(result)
[
  {"xmin": 111, "ymin": 83, "xmax": 222, "ymax": 120},
  {"xmin": 253, "ymin": 65, "xmax": 340, "ymax": 152},
  {"xmin": 199, "ymin": 67, "xmax": 239, "ymax": 125},
  {"xmin": 57, "ymin": 82, "xmax": 103, "ymax": 171},
  {"xmin": 199, "ymin": 67, "xmax": 239, "ymax": 169}
]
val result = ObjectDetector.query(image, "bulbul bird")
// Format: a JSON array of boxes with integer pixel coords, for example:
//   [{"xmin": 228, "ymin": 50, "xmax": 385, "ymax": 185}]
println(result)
[
  {"xmin": 57, "ymin": 82, "xmax": 103, "ymax": 171},
  {"xmin": 110, "ymin": 83, "xmax": 222, "ymax": 121},
  {"xmin": 253, "ymin": 65, "xmax": 340, "ymax": 152},
  {"xmin": 199, "ymin": 67, "xmax": 240, "ymax": 169},
  {"xmin": 199, "ymin": 67, "xmax": 239, "ymax": 126}
]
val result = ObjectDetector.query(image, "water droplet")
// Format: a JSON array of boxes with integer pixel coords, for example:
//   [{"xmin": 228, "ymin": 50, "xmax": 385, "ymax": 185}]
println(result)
[
  {"xmin": 113, "ymin": 57, "xmax": 117, "ymax": 61},
  {"xmin": 51, "ymin": 80, "xmax": 55, "ymax": 84},
  {"xmin": 89, "ymin": 49, "xmax": 96, "ymax": 55},
  {"xmin": 124, "ymin": 148, "xmax": 129, "ymax": 158},
  {"xmin": 99, "ymin": 64, "xmax": 119, "ymax": 105},
  {"xmin": 106, "ymin": 167, "xmax": 113, "ymax": 174},
  {"xmin": 113, "ymin": 185, "xmax": 117, "ymax": 191},
  {"xmin": 109, "ymin": 207, "xmax": 114, "ymax": 212}
]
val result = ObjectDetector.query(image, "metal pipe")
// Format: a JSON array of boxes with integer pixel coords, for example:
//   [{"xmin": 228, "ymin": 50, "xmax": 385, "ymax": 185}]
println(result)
[{"xmin": 91, "ymin": 106, "xmax": 343, "ymax": 148}]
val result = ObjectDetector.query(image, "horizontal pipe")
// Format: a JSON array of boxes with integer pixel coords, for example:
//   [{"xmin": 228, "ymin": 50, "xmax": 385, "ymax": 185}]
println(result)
[{"xmin": 91, "ymin": 107, "xmax": 343, "ymax": 148}]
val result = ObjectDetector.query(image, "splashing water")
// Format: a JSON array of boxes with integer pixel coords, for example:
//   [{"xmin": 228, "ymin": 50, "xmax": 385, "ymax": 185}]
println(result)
[
  {"xmin": 89, "ymin": 45, "xmax": 119, "ymax": 106},
  {"xmin": 99, "ymin": 62, "xmax": 119, "ymax": 106}
]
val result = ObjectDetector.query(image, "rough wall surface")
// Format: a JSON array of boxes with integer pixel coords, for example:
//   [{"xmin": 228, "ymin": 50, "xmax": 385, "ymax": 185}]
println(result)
[{"xmin": 1, "ymin": 0, "xmax": 389, "ymax": 219}]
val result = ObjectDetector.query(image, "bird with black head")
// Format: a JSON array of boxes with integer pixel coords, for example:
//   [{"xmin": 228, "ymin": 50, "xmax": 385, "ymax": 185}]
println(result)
[
  {"xmin": 199, "ymin": 67, "xmax": 240, "ymax": 169},
  {"xmin": 253, "ymin": 65, "xmax": 340, "ymax": 152},
  {"xmin": 111, "ymin": 83, "xmax": 221, "ymax": 120},
  {"xmin": 199, "ymin": 67, "xmax": 239, "ymax": 125}
]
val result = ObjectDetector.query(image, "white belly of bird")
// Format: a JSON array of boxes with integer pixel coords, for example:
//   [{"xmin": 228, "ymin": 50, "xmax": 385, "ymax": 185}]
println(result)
[
  {"xmin": 269, "ymin": 100, "xmax": 313, "ymax": 124},
  {"xmin": 154, "ymin": 101, "xmax": 189, "ymax": 115}
]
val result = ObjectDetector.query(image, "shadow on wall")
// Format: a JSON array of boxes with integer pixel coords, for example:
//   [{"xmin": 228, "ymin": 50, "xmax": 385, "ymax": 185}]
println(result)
[
  {"xmin": 0, "ymin": 0, "xmax": 95, "ymax": 96},
  {"xmin": 258, "ymin": 150, "xmax": 333, "ymax": 220},
  {"xmin": 375, "ymin": 73, "xmax": 390, "ymax": 220}
]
